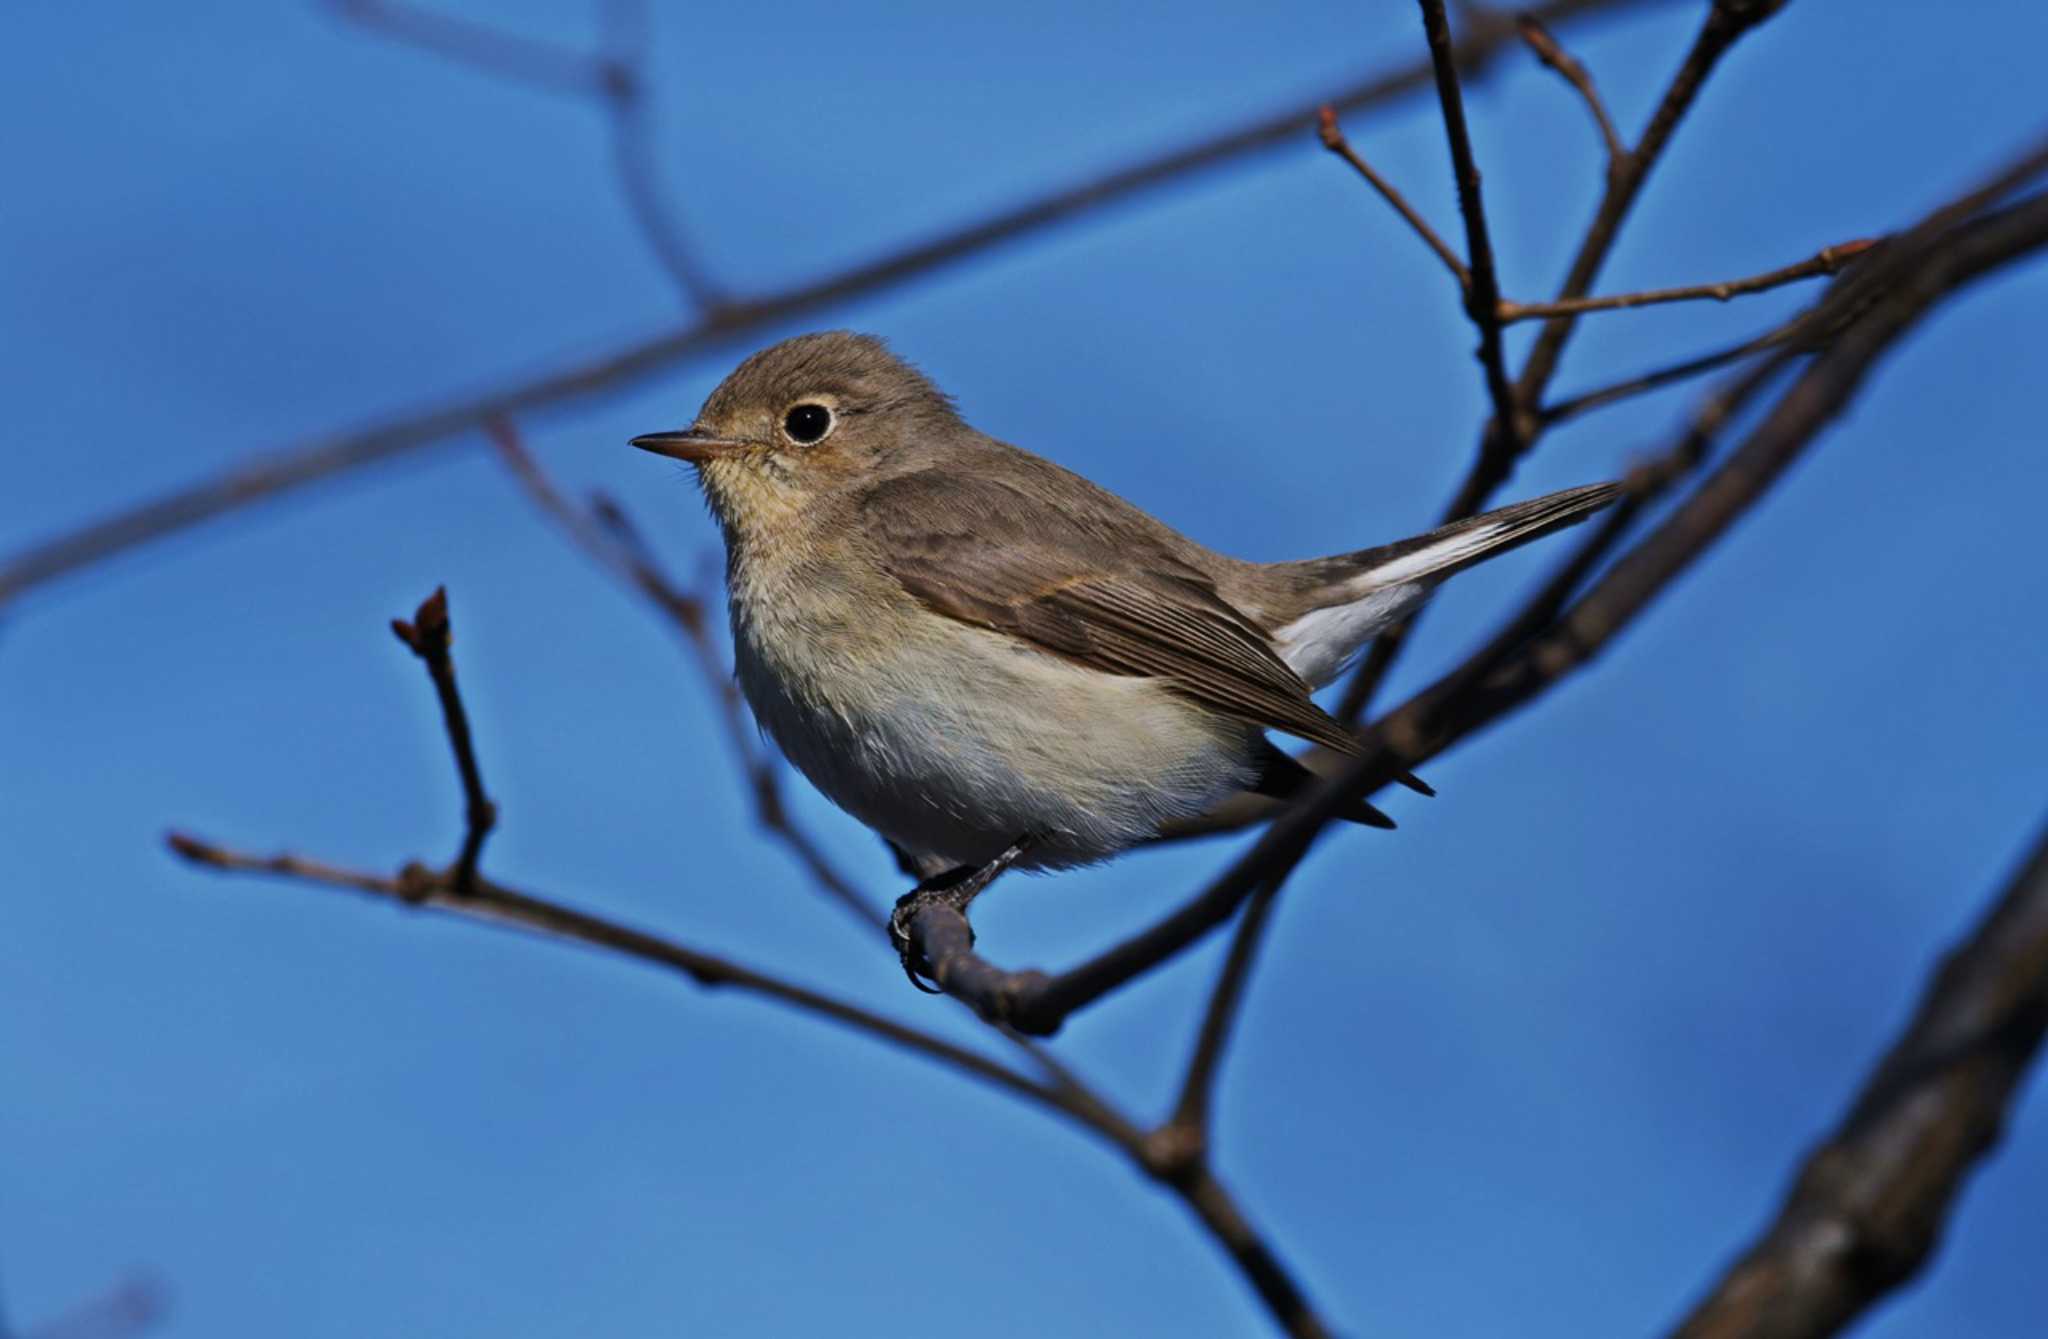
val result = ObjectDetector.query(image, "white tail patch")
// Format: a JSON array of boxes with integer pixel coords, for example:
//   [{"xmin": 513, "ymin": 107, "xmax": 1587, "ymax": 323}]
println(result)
[
  {"xmin": 1272, "ymin": 582, "xmax": 1425, "ymax": 688},
  {"xmin": 1269, "ymin": 485, "xmax": 1617, "ymax": 689}
]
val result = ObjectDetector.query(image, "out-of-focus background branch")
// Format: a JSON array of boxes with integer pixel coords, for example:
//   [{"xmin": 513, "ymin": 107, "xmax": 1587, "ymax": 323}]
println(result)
[{"xmin": 6, "ymin": 2, "xmax": 2048, "ymax": 1336}]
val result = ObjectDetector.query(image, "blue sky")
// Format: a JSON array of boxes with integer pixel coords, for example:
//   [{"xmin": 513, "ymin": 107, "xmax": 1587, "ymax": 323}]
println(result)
[{"xmin": 5, "ymin": 2, "xmax": 2047, "ymax": 1335}]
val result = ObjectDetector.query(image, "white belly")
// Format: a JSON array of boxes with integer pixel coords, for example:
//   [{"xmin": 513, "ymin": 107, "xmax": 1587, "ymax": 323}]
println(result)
[{"xmin": 734, "ymin": 614, "xmax": 1256, "ymax": 870}]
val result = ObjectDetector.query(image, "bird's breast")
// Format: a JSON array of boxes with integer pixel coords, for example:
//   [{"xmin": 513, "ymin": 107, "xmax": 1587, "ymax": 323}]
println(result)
[{"xmin": 724, "ymin": 564, "xmax": 1258, "ymax": 869}]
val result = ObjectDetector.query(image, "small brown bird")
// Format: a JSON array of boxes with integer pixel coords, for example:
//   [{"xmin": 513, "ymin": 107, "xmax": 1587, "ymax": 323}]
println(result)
[{"xmin": 634, "ymin": 332, "xmax": 1615, "ymax": 950}]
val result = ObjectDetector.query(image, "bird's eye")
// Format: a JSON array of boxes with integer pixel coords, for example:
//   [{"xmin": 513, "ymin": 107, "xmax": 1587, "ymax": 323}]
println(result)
[{"xmin": 782, "ymin": 402, "xmax": 834, "ymax": 445}]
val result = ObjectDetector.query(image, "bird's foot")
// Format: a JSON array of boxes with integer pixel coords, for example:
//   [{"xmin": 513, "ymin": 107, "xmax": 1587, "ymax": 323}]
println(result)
[{"xmin": 889, "ymin": 835, "xmax": 1035, "ymax": 993}]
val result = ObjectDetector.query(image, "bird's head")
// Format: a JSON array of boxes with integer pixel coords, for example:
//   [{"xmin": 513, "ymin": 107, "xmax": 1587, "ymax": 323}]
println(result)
[{"xmin": 632, "ymin": 331, "xmax": 962, "ymax": 537}]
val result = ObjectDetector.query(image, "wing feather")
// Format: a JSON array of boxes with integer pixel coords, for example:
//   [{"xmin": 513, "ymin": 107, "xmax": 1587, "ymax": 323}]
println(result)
[{"xmin": 862, "ymin": 470, "xmax": 1360, "ymax": 754}]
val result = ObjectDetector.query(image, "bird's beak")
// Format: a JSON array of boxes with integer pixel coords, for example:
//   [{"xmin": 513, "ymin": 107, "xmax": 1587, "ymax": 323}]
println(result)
[{"xmin": 629, "ymin": 427, "xmax": 751, "ymax": 463}]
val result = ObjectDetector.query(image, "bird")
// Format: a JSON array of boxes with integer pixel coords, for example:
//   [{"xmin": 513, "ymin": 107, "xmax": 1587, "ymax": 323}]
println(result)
[{"xmin": 632, "ymin": 331, "xmax": 1616, "ymax": 975}]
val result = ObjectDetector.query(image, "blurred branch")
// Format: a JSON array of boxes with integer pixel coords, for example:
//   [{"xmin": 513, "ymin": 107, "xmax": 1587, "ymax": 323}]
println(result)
[
  {"xmin": 1669, "ymin": 818, "xmax": 2048, "ymax": 1339},
  {"xmin": 484, "ymin": 418, "xmax": 881, "ymax": 926},
  {"xmin": 329, "ymin": 0, "xmax": 725, "ymax": 308},
  {"xmin": 1514, "ymin": 11, "xmax": 1625, "ymax": 165},
  {"xmin": 1417, "ymin": 0, "xmax": 1522, "ymax": 451},
  {"xmin": 326, "ymin": 0, "xmax": 608, "ymax": 94},
  {"xmin": 0, "ymin": 0, "xmax": 1655, "ymax": 614},
  {"xmin": 18, "ymin": 1274, "xmax": 167, "ymax": 1339},
  {"xmin": 1339, "ymin": 0, "xmax": 1789, "ymax": 721},
  {"xmin": 165, "ymin": 582, "xmax": 1336, "ymax": 1339}
]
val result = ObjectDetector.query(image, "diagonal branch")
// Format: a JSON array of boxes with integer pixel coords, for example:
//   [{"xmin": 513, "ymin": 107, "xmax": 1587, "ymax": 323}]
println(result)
[
  {"xmin": 324, "ymin": 0, "xmax": 609, "ymax": 95},
  {"xmin": 1317, "ymin": 105, "xmax": 1470, "ymax": 287},
  {"xmin": 1668, "ymin": 817, "xmax": 2048, "ymax": 1339},
  {"xmin": 165, "ymin": 830, "xmax": 1080, "ymax": 1118},
  {"xmin": 0, "ymin": 0, "xmax": 1654, "ymax": 615}
]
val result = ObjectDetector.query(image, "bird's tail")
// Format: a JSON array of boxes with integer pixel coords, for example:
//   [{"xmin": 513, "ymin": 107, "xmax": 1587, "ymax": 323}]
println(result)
[
  {"xmin": 1329, "ymin": 481, "xmax": 1621, "ymax": 589},
  {"xmin": 1264, "ymin": 482, "xmax": 1620, "ymax": 689}
]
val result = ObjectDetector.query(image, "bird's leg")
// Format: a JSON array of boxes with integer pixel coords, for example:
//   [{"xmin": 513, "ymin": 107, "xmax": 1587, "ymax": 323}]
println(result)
[{"xmin": 889, "ymin": 835, "xmax": 1036, "ymax": 992}]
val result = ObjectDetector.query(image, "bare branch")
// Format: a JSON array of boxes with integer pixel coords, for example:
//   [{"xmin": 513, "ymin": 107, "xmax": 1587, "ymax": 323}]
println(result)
[
  {"xmin": 1417, "ymin": 0, "xmax": 1522, "ymax": 449},
  {"xmin": 1171, "ymin": 173, "xmax": 2048, "ymax": 855},
  {"xmin": 1339, "ymin": 0, "xmax": 1791, "ymax": 723},
  {"xmin": 1669, "ymin": 818, "xmax": 2048, "ymax": 1339},
  {"xmin": 597, "ymin": 0, "xmax": 727, "ymax": 309},
  {"xmin": 484, "ymin": 421, "xmax": 881, "ymax": 926},
  {"xmin": 1498, "ymin": 238, "xmax": 1878, "ymax": 322},
  {"xmin": 1317, "ymin": 105, "xmax": 1470, "ymax": 287},
  {"xmin": 0, "ymin": 0, "xmax": 1655, "ymax": 614},
  {"xmin": 388, "ymin": 587, "xmax": 497, "ymax": 893},
  {"xmin": 1514, "ymin": 10, "xmax": 1625, "ymax": 165},
  {"xmin": 165, "ymin": 830, "xmax": 1070, "ymax": 1118}
]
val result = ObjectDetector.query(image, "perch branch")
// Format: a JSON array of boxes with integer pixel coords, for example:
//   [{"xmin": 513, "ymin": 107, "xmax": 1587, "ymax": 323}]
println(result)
[{"xmin": 167, "ymin": 581, "xmax": 1337, "ymax": 1338}]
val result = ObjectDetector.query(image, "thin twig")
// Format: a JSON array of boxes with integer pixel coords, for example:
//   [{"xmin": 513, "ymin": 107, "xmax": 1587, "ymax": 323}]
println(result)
[
  {"xmin": 1417, "ymin": 0, "xmax": 1523, "ymax": 448},
  {"xmin": 388, "ymin": 588, "xmax": 497, "ymax": 893},
  {"xmin": 1508, "ymin": 0, "xmax": 1791, "ymax": 424},
  {"xmin": 0, "ymin": 0, "xmax": 1654, "ymax": 613},
  {"xmin": 1669, "ymin": 818, "xmax": 2048, "ymax": 1339},
  {"xmin": 1317, "ymin": 106, "xmax": 1470, "ymax": 287},
  {"xmin": 1514, "ymin": 10, "xmax": 1625, "ymax": 165},
  {"xmin": 1497, "ymin": 238, "xmax": 1877, "ymax": 322}
]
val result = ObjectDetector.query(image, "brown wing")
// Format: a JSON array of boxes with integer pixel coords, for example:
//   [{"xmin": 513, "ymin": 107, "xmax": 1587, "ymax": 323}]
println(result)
[{"xmin": 861, "ymin": 469, "xmax": 1361, "ymax": 754}]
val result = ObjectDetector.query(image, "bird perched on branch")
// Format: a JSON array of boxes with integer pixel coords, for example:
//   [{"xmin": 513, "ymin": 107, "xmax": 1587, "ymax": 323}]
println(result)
[{"xmin": 633, "ymin": 332, "xmax": 1616, "ymax": 980}]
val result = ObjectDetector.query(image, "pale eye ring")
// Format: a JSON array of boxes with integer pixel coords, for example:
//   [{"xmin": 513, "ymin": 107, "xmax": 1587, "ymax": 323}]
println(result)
[{"xmin": 782, "ymin": 402, "xmax": 834, "ymax": 445}]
